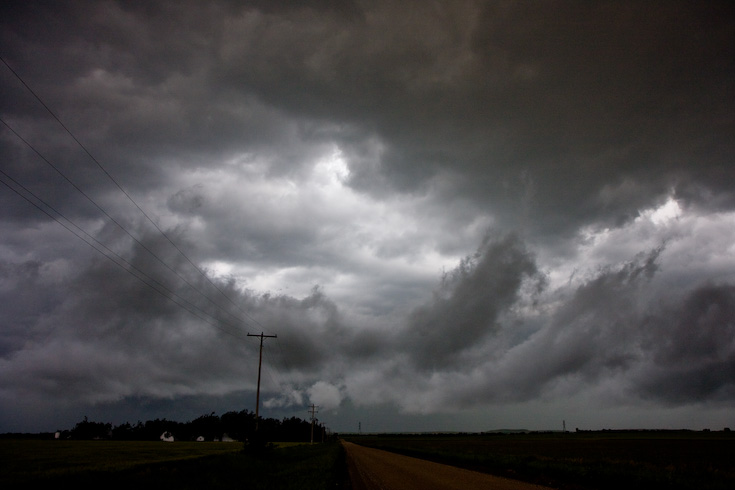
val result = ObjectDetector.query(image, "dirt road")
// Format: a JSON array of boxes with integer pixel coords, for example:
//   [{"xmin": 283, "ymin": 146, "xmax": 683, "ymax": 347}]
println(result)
[{"xmin": 342, "ymin": 441, "xmax": 552, "ymax": 490}]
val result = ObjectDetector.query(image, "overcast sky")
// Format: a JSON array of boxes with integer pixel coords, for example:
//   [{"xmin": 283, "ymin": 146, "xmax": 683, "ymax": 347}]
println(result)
[{"xmin": 1, "ymin": 1, "xmax": 734, "ymax": 434}]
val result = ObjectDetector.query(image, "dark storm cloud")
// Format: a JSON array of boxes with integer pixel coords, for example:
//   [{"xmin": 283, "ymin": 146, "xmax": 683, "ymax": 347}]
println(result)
[
  {"xmin": 1, "ymin": 1, "xmax": 734, "ymax": 432},
  {"xmin": 3, "ymin": 1, "xmax": 732, "ymax": 228},
  {"xmin": 638, "ymin": 284, "xmax": 735, "ymax": 403},
  {"xmin": 211, "ymin": 0, "xmax": 735, "ymax": 235},
  {"xmin": 476, "ymin": 247, "xmax": 666, "ymax": 402},
  {"xmin": 403, "ymin": 234, "xmax": 543, "ymax": 370},
  {"xmin": 0, "ymin": 219, "xmax": 348, "ymax": 406},
  {"xmin": 384, "ymin": 245, "xmax": 735, "ymax": 412},
  {"xmin": 1, "ymin": 1, "xmax": 334, "ymax": 192}
]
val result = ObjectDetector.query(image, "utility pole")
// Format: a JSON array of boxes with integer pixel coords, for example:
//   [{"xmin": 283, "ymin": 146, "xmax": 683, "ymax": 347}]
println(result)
[
  {"xmin": 247, "ymin": 332, "xmax": 277, "ymax": 431},
  {"xmin": 308, "ymin": 404, "xmax": 319, "ymax": 444}
]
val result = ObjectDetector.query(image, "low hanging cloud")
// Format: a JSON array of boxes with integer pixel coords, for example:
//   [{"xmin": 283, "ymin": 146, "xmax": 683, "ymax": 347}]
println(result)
[
  {"xmin": 331, "ymin": 199, "xmax": 735, "ymax": 416},
  {"xmin": 401, "ymin": 234, "xmax": 544, "ymax": 371},
  {"xmin": 636, "ymin": 284, "xmax": 735, "ymax": 404}
]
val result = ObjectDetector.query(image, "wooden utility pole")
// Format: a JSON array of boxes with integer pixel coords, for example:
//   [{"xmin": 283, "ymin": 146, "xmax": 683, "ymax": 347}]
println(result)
[
  {"xmin": 248, "ymin": 332, "xmax": 277, "ymax": 431},
  {"xmin": 308, "ymin": 404, "xmax": 319, "ymax": 444}
]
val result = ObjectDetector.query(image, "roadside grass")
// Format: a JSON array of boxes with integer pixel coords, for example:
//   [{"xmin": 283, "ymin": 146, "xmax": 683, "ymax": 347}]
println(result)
[
  {"xmin": 0, "ymin": 439, "xmax": 346, "ymax": 489},
  {"xmin": 345, "ymin": 432, "xmax": 735, "ymax": 490}
]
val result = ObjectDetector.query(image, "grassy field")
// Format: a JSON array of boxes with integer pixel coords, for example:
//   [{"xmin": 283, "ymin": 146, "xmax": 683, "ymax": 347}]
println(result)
[
  {"xmin": 344, "ymin": 431, "xmax": 735, "ymax": 490},
  {"xmin": 0, "ymin": 439, "xmax": 346, "ymax": 489},
  {"xmin": 4, "ymin": 432, "xmax": 732, "ymax": 489}
]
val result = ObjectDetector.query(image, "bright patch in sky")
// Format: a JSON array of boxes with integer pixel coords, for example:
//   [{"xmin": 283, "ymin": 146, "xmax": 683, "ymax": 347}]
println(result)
[
  {"xmin": 645, "ymin": 197, "xmax": 681, "ymax": 225},
  {"xmin": 314, "ymin": 145, "xmax": 350, "ymax": 186},
  {"xmin": 204, "ymin": 260, "xmax": 234, "ymax": 278}
]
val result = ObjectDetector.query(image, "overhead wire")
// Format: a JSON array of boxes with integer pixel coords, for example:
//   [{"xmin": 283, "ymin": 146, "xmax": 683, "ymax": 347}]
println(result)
[
  {"xmin": 260, "ymin": 348, "xmax": 284, "ymax": 392},
  {"xmin": 0, "ymin": 55, "xmax": 286, "ymax": 408},
  {"xmin": 0, "ymin": 55, "xmax": 272, "ymax": 335},
  {"xmin": 0, "ymin": 115, "xmax": 253, "ymax": 333},
  {"xmin": 0, "ymin": 168, "xmax": 250, "ymax": 341}
]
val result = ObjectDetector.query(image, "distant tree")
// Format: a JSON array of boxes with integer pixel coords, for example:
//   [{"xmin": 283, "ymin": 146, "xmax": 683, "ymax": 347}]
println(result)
[
  {"xmin": 64, "ymin": 409, "xmax": 320, "ymax": 443},
  {"xmin": 189, "ymin": 412, "xmax": 222, "ymax": 441},
  {"xmin": 70, "ymin": 416, "xmax": 112, "ymax": 439},
  {"xmin": 221, "ymin": 410, "xmax": 256, "ymax": 441},
  {"xmin": 111, "ymin": 421, "xmax": 135, "ymax": 440},
  {"xmin": 280, "ymin": 416, "xmax": 312, "ymax": 442},
  {"xmin": 142, "ymin": 418, "xmax": 183, "ymax": 441}
]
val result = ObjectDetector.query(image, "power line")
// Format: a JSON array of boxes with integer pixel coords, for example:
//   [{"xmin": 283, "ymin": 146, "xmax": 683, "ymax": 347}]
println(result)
[
  {"xmin": 1, "ymin": 58, "xmax": 296, "ymax": 418},
  {"xmin": 261, "ymin": 345, "xmax": 285, "ymax": 388},
  {"xmin": 0, "ymin": 115, "xmax": 254, "ymax": 333},
  {"xmin": 0, "ymin": 55, "xmax": 268, "ymax": 332},
  {"xmin": 0, "ymin": 169, "xmax": 250, "ymax": 341}
]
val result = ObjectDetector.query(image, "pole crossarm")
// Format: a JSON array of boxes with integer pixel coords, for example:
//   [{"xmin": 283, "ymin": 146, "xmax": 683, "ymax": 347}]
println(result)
[{"xmin": 247, "ymin": 332, "xmax": 277, "ymax": 431}]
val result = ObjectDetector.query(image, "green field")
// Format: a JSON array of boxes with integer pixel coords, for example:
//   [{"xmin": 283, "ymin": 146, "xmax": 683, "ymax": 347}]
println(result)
[
  {"xmin": 0, "ymin": 439, "xmax": 346, "ymax": 489},
  {"xmin": 344, "ymin": 431, "xmax": 735, "ymax": 490}
]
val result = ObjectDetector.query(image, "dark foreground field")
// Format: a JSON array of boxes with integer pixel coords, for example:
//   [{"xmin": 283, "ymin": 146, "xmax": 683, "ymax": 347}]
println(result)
[
  {"xmin": 3, "ymin": 432, "xmax": 733, "ymax": 489},
  {"xmin": 0, "ymin": 439, "xmax": 347, "ymax": 489},
  {"xmin": 344, "ymin": 431, "xmax": 735, "ymax": 490}
]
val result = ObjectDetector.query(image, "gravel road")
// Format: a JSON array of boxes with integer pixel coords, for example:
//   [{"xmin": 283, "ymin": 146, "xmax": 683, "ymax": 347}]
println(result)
[{"xmin": 342, "ymin": 441, "xmax": 552, "ymax": 490}]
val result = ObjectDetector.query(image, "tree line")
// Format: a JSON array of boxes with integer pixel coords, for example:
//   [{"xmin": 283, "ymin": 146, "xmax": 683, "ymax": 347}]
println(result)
[{"xmin": 55, "ymin": 410, "xmax": 329, "ymax": 442}]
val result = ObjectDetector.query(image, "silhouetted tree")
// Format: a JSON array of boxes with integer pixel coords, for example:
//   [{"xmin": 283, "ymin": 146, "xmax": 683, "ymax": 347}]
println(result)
[
  {"xmin": 70, "ymin": 416, "xmax": 112, "ymax": 439},
  {"xmin": 65, "ymin": 410, "xmax": 320, "ymax": 443}
]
